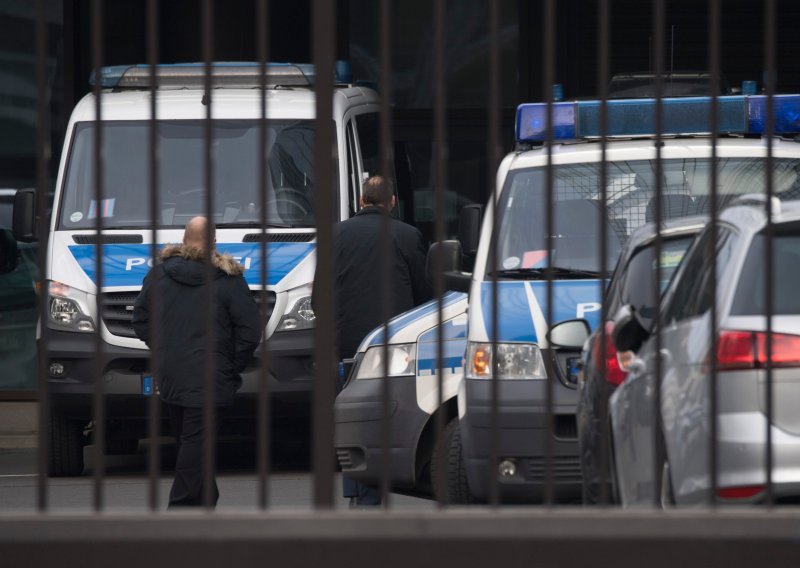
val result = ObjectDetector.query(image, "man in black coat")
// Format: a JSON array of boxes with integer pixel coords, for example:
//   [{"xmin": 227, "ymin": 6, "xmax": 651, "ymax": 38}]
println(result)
[
  {"xmin": 320, "ymin": 175, "xmax": 431, "ymax": 506},
  {"xmin": 132, "ymin": 216, "xmax": 262, "ymax": 507}
]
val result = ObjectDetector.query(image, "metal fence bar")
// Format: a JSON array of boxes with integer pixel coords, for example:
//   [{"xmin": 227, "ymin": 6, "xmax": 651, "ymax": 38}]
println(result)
[
  {"xmin": 256, "ymin": 0, "xmax": 271, "ymax": 511},
  {"xmin": 201, "ymin": 0, "xmax": 216, "ymax": 510},
  {"xmin": 651, "ymin": 0, "xmax": 665, "ymax": 510},
  {"xmin": 596, "ymin": 0, "xmax": 610, "ymax": 507},
  {"xmin": 707, "ymin": 0, "xmax": 720, "ymax": 508},
  {"xmin": 432, "ymin": 0, "xmax": 447, "ymax": 508},
  {"xmin": 146, "ymin": 0, "xmax": 161, "ymax": 512},
  {"xmin": 91, "ymin": 0, "xmax": 106, "ymax": 511},
  {"xmin": 312, "ymin": 0, "xmax": 336, "ymax": 509},
  {"xmin": 34, "ymin": 0, "xmax": 50, "ymax": 512},
  {"xmin": 542, "ymin": 0, "xmax": 556, "ymax": 506},
  {"xmin": 764, "ymin": 0, "xmax": 776, "ymax": 507},
  {"xmin": 487, "ymin": 0, "xmax": 500, "ymax": 508},
  {"xmin": 379, "ymin": 0, "xmax": 393, "ymax": 508}
]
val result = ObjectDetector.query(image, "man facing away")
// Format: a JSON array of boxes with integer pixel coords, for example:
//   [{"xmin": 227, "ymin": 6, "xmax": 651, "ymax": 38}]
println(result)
[
  {"xmin": 319, "ymin": 175, "xmax": 432, "ymax": 506},
  {"xmin": 132, "ymin": 216, "xmax": 262, "ymax": 508}
]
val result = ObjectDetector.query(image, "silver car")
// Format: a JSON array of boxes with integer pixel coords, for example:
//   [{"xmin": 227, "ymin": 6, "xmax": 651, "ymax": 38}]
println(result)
[{"xmin": 610, "ymin": 196, "xmax": 800, "ymax": 506}]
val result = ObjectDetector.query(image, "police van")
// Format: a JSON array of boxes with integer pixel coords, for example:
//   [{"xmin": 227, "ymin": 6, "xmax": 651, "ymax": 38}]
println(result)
[
  {"xmin": 336, "ymin": 92, "xmax": 800, "ymax": 503},
  {"xmin": 22, "ymin": 62, "xmax": 384, "ymax": 476}
]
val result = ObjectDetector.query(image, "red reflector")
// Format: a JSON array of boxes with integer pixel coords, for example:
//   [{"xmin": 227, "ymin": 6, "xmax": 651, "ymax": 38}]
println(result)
[
  {"xmin": 594, "ymin": 321, "xmax": 627, "ymax": 386},
  {"xmin": 717, "ymin": 485, "xmax": 764, "ymax": 500}
]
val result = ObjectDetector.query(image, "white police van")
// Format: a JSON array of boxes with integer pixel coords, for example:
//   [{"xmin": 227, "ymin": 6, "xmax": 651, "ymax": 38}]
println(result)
[
  {"xmin": 30, "ymin": 62, "xmax": 383, "ymax": 476},
  {"xmin": 337, "ymin": 92, "xmax": 800, "ymax": 503}
]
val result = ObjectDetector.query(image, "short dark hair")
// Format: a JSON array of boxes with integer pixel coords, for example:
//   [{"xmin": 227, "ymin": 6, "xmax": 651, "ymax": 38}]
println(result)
[{"xmin": 361, "ymin": 175, "xmax": 394, "ymax": 207}]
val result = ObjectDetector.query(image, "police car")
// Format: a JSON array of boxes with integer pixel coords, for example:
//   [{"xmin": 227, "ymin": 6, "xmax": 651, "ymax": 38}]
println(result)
[
  {"xmin": 453, "ymin": 93, "xmax": 800, "ymax": 503},
  {"xmin": 24, "ymin": 62, "xmax": 383, "ymax": 476},
  {"xmin": 336, "ymin": 92, "xmax": 800, "ymax": 503}
]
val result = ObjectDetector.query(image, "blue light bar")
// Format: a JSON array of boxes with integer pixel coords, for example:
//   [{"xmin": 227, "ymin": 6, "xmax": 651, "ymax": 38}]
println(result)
[
  {"xmin": 90, "ymin": 61, "xmax": 353, "ymax": 89},
  {"xmin": 516, "ymin": 94, "xmax": 800, "ymax": 143}
]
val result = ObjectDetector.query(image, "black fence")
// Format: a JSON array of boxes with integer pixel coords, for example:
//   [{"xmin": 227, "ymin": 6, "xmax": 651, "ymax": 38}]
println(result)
[{"xmin": 3, "ymin": 0, "xmax": 800, "ymax": 565}]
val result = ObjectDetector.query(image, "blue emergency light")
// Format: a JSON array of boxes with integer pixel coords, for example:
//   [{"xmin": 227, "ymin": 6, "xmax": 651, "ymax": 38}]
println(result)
[
  {"xmin": 90, "ymin": 61, "xmax": 353, "ymax": 89},
  {"xmin": 515, "ymin": 94, "xmax": 800, "ymax": 142}
]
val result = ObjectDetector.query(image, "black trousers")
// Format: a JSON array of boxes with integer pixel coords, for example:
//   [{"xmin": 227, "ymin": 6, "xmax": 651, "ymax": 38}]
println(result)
[{"xmin": 166, "ymin": 403, "xmax": 220, "ymax": 508}]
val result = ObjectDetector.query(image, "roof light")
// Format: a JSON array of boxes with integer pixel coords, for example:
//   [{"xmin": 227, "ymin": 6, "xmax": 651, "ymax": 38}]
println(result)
[
  {"xmin": 89, "ymin": 61, "xmax": 356, "ymax": 89},
  {"xmin": 516, "ymin": 94, "xmax": 800, "ymax": 143}
]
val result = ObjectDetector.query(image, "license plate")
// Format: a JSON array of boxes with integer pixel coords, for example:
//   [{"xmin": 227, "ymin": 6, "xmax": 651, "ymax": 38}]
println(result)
[
  {"xmin": 565, "ymin": 357, "xmax": 582, "ymax": 385},
  {"xmin": 142, "ymin": 374, "xmax": 154, "ymax": 396}
]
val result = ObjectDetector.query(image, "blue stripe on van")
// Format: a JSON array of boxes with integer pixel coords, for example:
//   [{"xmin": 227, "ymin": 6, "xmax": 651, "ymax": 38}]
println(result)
[
  {"xmin": 68, "ymin": 242, "xmax": 313, "ymax": 287},
  {"xmin": 479, "ymin": 281, "xmax": 537, "ymax": 342},
  {"xmin": 365, "ymin": 291, "xmax": 467, "ymax": 347}
]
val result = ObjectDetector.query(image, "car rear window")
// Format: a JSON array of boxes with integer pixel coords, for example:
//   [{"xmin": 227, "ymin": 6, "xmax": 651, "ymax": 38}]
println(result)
[{"xmin": 731, "ymin": 232, "xmax": 800, "ymax": 315}]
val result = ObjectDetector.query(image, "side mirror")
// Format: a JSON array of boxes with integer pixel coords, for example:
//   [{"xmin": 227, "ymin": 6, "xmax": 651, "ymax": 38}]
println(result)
[
  {"xmin": 612, "ymin": 304, "xmax": 650, "ymax": 353},
  {"xmin": 12, "ymin": 189, "xmax": 36, "ymax": 243},
  {"xmin": 547, "ymin": 318, "xmax": 591, "ymax": 350},
  {"xmin": 427, "ymin": 240, "xmax": 470, "ymax": 293},
  {"xmin": 0, "ymin": 229, "xmax": 19, "ymax": 274},
  {"xmin": 458, "ymin": 204, "xmax": 483, "ymax": 256}
]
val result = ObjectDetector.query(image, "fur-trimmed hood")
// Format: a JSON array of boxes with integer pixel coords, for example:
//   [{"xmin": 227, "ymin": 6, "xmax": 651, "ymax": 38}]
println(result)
[{"xmin": 160, "ymin": 244, "xmax": 245, "ymax": 277}]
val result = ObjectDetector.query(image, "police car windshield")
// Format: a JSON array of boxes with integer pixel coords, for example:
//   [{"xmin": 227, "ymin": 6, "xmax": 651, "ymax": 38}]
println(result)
[
  {"xmin": 59, "ymin": 119, "xmax": 333, "ymax": 230},
  {"xmin": 493, "ymin": 158, "xmax": 800, "ymax": 276}
]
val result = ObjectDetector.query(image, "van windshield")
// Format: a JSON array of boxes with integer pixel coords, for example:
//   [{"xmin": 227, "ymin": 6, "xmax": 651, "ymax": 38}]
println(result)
[
  {"xmin": 491, "ymin": 158, "xmax": 800, "ymax": 277},
  {"xmin": 59, "ymin": 119, "xmax": 333, "ymax": 230}
]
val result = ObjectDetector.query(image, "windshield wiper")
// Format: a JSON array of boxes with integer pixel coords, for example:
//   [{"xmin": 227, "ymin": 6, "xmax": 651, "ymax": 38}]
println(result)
[
  {"xmin": 491, "ymin": 266, "xmax": 600, "ymax": 280},
  {"xmin": 216, "ymin": 221, "xmax": 301, "ymax": 229}
]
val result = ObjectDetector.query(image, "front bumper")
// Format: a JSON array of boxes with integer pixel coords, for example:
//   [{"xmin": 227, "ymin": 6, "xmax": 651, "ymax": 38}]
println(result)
[
  {"xmin": 461, "ymin": 378, "xmax": 582, "ymax": 503},
  {"xmin": 45, "ymin": 328, "xmax": 315, "ymax": 422},
  {"xmin": 334, "ymin": 375, "xmax": 430, "ymax": 490}
]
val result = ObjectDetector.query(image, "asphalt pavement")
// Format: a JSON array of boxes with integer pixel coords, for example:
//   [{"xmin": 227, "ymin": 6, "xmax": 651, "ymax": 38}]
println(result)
[{"xmin": 0, "ymin": 443, "xmax": 434, "ymax": 512}]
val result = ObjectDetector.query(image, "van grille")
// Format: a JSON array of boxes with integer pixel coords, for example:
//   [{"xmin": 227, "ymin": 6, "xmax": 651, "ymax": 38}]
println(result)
[
  {"xmin": 102, "ymin": 290, "xmax": 275, "ymax": 339},
  {"xmin": 524, "ymin": 456, "xmax": 582, "ymax": 483}
]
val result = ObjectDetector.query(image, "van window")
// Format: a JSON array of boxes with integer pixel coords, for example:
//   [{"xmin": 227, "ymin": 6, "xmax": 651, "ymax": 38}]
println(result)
[
  {"xmin": 59, "ymin": 119, "xmax": 338, "ymax": 230},
  {"xmin": 345, "ymin": 120, "xmax": 360, "ymax": 216},
  {"xmin": 731, "ymin": 231, "xmax": 800, "ymax": 315}
]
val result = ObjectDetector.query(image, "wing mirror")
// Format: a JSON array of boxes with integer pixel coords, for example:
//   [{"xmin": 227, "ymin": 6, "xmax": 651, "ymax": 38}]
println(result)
[
  {"xmin": 426, "ymin": 240, "xmax": 470, "ymax": 293},
  {"xmin": 612, "ymin": 304, "xmax": 650, "ymax": 353},
  {"xmin": 12, "ymin": 188, "xmax": 36, "ymax": 243},
  {"xmin": 547, "ymin": 318, "xmax": 591, "ymax": 350}
]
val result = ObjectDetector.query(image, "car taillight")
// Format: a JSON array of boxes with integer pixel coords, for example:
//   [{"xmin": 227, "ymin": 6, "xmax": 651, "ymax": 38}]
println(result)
[
  {"xmin": 717, "ymin": 485, "xmax": 764, "ymax": 500},
  {"xmin": 593, "ymin": 321, "xmax": 629, "ymax": 386},
  {"xmin": 717, "ymin": 330, "xmax": 800, "ymax": 371}
]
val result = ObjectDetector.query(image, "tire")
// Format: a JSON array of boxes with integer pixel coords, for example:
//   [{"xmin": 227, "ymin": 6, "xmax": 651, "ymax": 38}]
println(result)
[
  {"xmin": 431, "ymin": 417, "xmax": 476, "ymax": 505},
  {"xmin": 48, "ymin": 414, "xmax": 85, "ymax": 477}
]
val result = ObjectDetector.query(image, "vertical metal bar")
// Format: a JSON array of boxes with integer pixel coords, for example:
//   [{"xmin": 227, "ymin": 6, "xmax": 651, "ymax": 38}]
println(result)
[
  {"xmin": 764, "ymin": 0, "xmax": 776, "ymax": 507},
  {"xmin": 433, "ymin": 0, "xmax": 447, "ymax": 509},
  {"xmin": 379, "ymin": 0, "xmax": 393, "ymax": 508},
  {"xmin": 487, "ymin": 0, "xmax": 501, "ymax": 508},
  {"xmin": 34, "ymin": 0, "xmax": 50, "ymax": 512},
  {"xmin": 256, "ymin": 0, "xmax": 271, "ymax": 511},
  {"xmin": 542, "ymin": 0, "xmax": 555, "ymax": 507},
  {"xmin": 202, "ymin": 0, "xmax": 216, "ymax": 510},
  {"xmin": 596, "ymin": 0, "xmax": 610, "ymax": 507},
  {"xmin": 312, "ymin": 0, "xmax": 336, "ymax": 509},
  {"xmin": 91, "ymin": 0, "xmax": 106, "ymax": 511},
  {"xmin": 708, "ymin": 0, "xmax": 720, "ymax": 508},
  {"xmin": 146, "ymin": 0, "xmax": 161, "ymax": 512},
  {"xmin": 651, "ymin": 0, "xmax": 664, "ymax": 510}
]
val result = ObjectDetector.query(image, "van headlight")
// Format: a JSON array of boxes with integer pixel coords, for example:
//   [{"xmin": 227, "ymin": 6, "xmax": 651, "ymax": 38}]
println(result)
[
  {"xmin": 277, "ymin": 295, "xmax": 316, "ymax": 331},
  {"xmin": 47, "ymin": 281, "xmax": 96, "ymax": 332},
  {"xmin": 355, "ymin": 344, "xmax": 416, "ymax": 379},
  {"xmin": 465, "ymin": 342, "xmax": 546, "ymax": 380}
]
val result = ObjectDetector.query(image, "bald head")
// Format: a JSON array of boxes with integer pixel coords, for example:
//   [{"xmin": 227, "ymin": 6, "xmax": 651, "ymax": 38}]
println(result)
[{"xmin": 183, "ymin": 216, "xmax": 216, "ymax": 250}]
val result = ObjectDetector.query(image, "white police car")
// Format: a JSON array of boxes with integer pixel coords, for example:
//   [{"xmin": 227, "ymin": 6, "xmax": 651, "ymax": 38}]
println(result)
[
  {"xmin": 25, "ymin": 62, "xmax": 383, "ymax": 476},
  {"xmin": 451, "ymin": 93, "xmax": 800, "ymax": 504}
]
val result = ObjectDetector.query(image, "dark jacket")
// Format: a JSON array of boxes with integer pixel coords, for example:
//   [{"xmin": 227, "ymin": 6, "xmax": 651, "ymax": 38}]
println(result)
[
  {"xmin": 319, "ymin": 207, "xmax": 432, "ymax": 359},
  {"xmin": 132, "ymin": 244, "xmax": 262, "ymax": 408}
]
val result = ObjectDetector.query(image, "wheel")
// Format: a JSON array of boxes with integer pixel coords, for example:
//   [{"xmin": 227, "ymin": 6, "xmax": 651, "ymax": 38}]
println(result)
[
  {"xmin": 48, "ymin": 414, "xmax": 85, "ymax": 477},
  {"xmin": 431, "ymin": 417, "xmax": 476, "ymax": 505}
]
